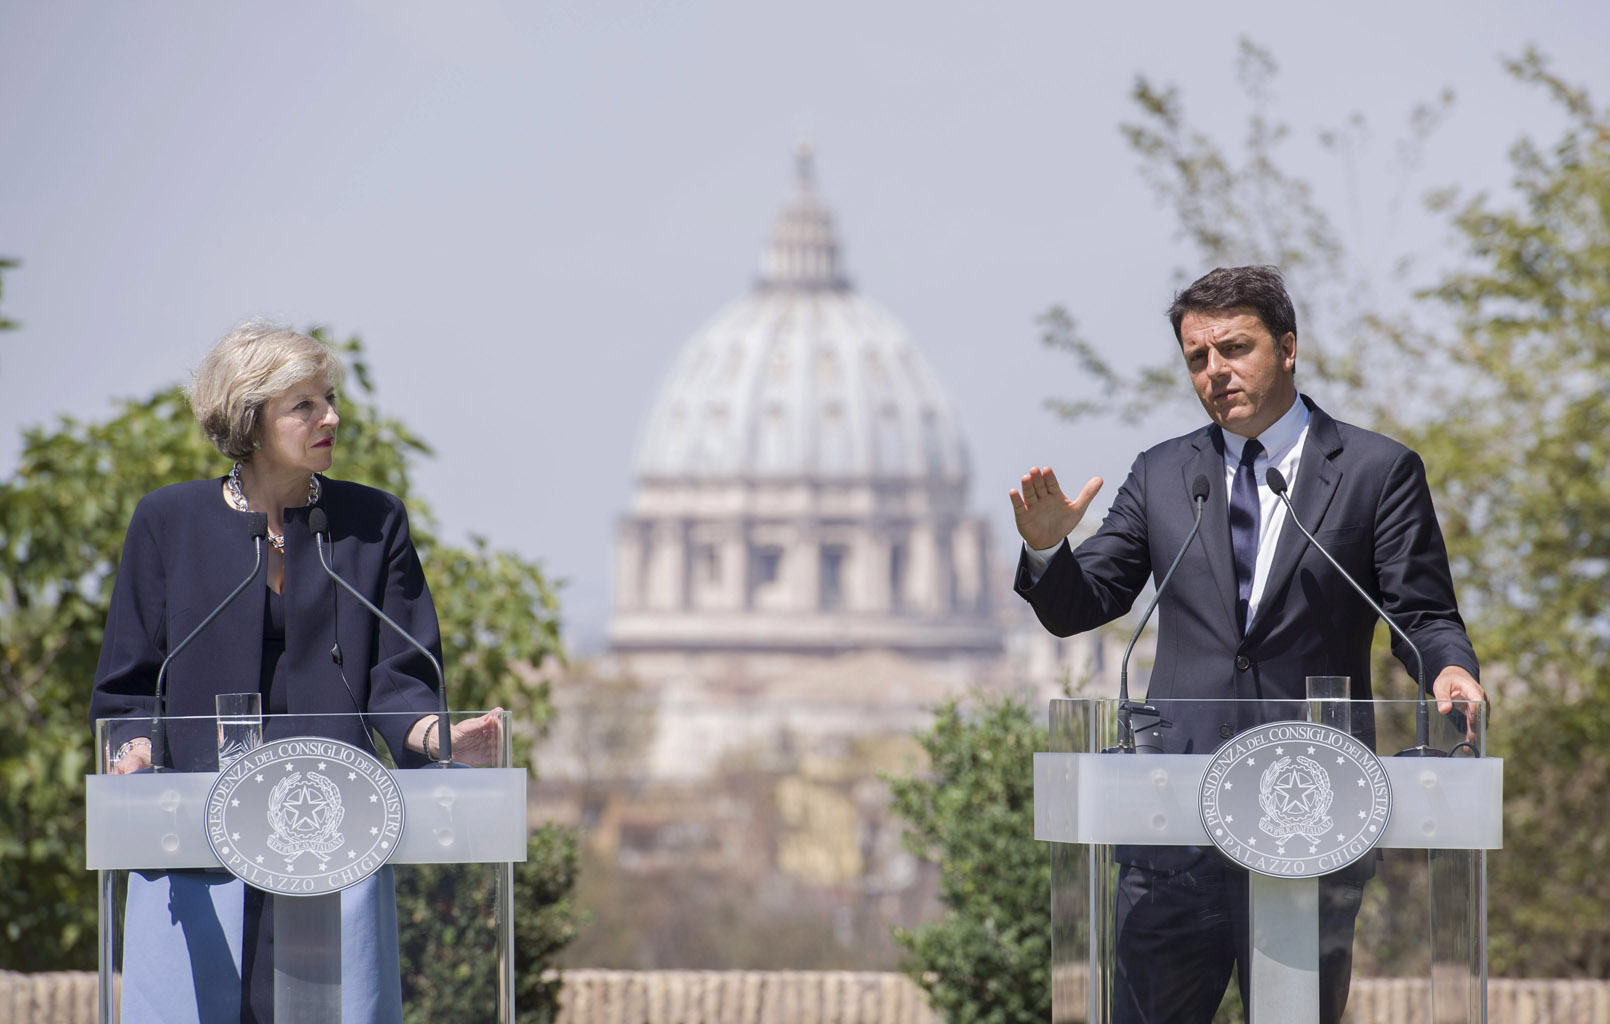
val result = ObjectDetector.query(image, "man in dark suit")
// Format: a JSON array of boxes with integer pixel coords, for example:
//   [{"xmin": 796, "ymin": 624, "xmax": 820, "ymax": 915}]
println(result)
[{"xmin": 1010, "ymin": 266, "xmax": 1486, "ymax": 1023}]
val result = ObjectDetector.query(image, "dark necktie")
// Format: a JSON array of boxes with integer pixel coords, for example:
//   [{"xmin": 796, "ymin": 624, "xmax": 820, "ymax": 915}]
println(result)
[{"xmin": 1229, "ymin": 438, "xmax": 1264, "ymax": 635}]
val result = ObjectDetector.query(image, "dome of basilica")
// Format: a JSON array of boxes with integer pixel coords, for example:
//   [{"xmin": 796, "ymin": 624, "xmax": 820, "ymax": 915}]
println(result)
[
  {"xmin": 634, "ymin": 148, "xmax": 970, "ymax": 489},
  {"xmin": 611, "ymin": 148, "xmax": 999, "ymax": 660}
]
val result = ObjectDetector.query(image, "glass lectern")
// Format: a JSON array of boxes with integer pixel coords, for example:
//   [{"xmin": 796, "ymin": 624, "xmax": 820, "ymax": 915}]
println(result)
[
  {"xmin": 88, "ymin": 711, "xmax": 528, "ymax": 1024},
  {"xmin": 1036, "ymin": 697, "xmax": 1497, "ymax": 1024}
]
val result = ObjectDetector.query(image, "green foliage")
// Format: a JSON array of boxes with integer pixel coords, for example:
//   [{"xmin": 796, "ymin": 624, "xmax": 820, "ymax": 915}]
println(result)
[
  {"xmin": 1395, "ymin": 51, "xmax": 1610, "ymax": 977},
  {"xmin": 888, "ymin": 694, "xmax": 1050, "ymax": 1024},
  {"xmin": 1, "ymin": 387, "xmax": 214, "ymax": 969},
  {"xmin": 427, "ymin": 536, "xmax": 563, "ymax": 761},
  {"xmin": 0, "ymin": 325, "xmax": 573, "ymax": 981},
  {"xmin": 0, "ymin": 256, "xmax": 17, "ymax": 331},
  {"xmin": 397, "ymin": 825, "xmax": 581, "ymax": 1024}
]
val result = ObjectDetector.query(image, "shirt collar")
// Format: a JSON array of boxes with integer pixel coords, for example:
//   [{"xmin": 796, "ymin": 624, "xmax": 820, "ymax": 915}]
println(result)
[{"xmin": 1221, "ymin": 391, "xmax": 1309, "ymax": 464}]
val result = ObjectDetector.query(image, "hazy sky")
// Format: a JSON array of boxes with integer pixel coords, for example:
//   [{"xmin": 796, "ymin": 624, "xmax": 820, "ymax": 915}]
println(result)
[{"xmin": 3, "ymin": 2, "xmax": 1607, "ymax": 650}]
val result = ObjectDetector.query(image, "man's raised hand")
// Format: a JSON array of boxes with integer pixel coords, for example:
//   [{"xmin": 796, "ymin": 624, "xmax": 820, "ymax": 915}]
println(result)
[{"xmin": 1009, "ymin": 468, "xmax": 1103, "ymax": 551}]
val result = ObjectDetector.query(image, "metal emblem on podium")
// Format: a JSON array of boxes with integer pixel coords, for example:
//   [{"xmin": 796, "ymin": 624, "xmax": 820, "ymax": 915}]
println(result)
[
  {"xmin": 1199, "ymin": 721, "xmax": 1391, "ymax": 877},
  {"xmin": 205, "ymin": 737, "xmax": 404, "ymax": 895}
]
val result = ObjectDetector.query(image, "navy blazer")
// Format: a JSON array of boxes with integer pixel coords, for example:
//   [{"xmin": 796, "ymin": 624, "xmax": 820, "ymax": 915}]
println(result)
[
  {"xmin": 91, "ymin": 476, "xmax": 444, "ymax": 771},
  {"xmin": 1017, "ymin": 398, "xmax": 1479, "ymax": 756}
]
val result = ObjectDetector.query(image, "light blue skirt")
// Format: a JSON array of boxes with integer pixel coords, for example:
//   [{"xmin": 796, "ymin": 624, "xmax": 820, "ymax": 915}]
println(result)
[{"xmin": 119, "ymin": 868, "xmax": 403, "ymax": 1024}]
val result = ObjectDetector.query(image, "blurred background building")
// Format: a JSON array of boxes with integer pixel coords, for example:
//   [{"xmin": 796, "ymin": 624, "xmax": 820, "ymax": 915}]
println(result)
[{"xmin": 531, "ymin": 148, "xmax": 1115, "ymax": 969}]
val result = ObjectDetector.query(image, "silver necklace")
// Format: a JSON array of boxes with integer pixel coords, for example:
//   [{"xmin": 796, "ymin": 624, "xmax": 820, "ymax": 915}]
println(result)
[{"xmin": 226, "ymin": 461, "xmax": 321, "ymax": 553}]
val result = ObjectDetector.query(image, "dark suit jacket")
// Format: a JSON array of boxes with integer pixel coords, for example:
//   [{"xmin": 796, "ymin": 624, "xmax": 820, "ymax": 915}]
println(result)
[
  {"xmin": 1017, "ymin": 398, "xmax": 1479, "ymax": 757},
  {"xmin": 91, "ymin": 476, "xmax": 444, "ymax": 771}
]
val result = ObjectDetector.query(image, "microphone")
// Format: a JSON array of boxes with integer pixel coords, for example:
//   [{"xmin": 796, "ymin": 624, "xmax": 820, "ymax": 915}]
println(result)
[
  {"xmin": 1265, "ymin": 468, "xmax": 1445, "ymax": 757},
  {"xmin": 307, "ymin": 508, "xmax": 455, "ymax": 766},
  {"xmin": 1112, "ymin": 473, "xmax": 1211, "ymax": 753},
  {"xmin": 148, "ymin": 512, "xmax": 268, "ymax": 772}
]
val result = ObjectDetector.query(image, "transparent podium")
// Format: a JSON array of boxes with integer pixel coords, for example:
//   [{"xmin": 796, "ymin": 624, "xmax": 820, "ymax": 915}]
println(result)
[
  {"xmin": 87, "ymin": 711, "xmax": 528, "ymax": 1024},
  {"xmin": 1035, "ymin": 697, "xmax": 1499, "ymax": 1024}
]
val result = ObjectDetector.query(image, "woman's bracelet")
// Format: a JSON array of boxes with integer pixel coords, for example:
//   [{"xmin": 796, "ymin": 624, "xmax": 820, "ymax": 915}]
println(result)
[{"xmin": 114, "ymin": 737, "xmax": 152, "ymax": 763}]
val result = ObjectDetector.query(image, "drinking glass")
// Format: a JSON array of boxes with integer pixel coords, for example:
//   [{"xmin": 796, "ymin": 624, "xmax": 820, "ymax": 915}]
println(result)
[
  {"xmin": 1305, "ymin": 675, "xmax": 1350, "ymax": 733},
  {"xmin": 216, "ymin": 692, "xmax": 263, "ymax": 770}
]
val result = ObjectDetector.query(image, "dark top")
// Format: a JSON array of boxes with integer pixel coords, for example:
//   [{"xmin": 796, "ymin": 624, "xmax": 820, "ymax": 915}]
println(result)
[
  {"xmin": 91, "ymin": 475, "xmax": 443, "ymax": 770},
  {"xmin": 261, "ymin": 585, "xmax": 288, "ymax": 715}
]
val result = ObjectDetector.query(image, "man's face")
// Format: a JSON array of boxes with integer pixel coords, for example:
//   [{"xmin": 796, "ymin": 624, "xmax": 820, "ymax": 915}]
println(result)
[{"xmin": 1179, "ymin": 307, "xmax": 1298, "ymax": 439}]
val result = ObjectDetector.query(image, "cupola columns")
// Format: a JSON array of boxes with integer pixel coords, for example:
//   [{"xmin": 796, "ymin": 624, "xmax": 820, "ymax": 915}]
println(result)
[{"xmin": 611, "ymin": 149, "xmax": 1000, "ymax": 659}]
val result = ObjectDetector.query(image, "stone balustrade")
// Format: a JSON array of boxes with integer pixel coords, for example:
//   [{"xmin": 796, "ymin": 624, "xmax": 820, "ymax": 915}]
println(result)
[{"xmin": 5, "ymin": 969, "xmax": 1609, "ymax": 1023}]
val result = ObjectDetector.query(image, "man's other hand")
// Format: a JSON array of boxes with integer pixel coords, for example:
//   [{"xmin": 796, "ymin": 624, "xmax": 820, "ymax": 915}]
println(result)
[
  {"xmin": 1433, "ymin": 666, "xmax": 1488, "ymax": 745},
  {"xmin": 1009, "ymin": 468, "xmax": 1103, "ymax": 551},
  {"xmin": 1432, "ymin": 666, "xmax": 1487, "ymax": 716}
]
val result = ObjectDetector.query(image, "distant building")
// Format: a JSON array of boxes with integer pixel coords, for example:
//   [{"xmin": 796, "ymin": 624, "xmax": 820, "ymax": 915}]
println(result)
[
  {"xmin": 610, "ymin": 144, "xmax": 1000, "ymax": 665},
  {"xmin": 539, "ymin": 148, "xmax": 1111, "ymax": 970}
]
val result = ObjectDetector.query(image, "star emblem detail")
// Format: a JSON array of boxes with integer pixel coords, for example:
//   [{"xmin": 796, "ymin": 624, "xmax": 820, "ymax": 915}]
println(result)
[
  {"xmin": 280, "ymin": 786, "xmax": 327, "ymax": 832},
  {"xmin": 1273, "ymin": 769, "xmax": 1318, "ymax": 813}
]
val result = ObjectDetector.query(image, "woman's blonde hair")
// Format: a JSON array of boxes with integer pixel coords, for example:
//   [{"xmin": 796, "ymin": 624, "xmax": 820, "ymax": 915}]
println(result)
[{"xmin": 189, "ymin": 320, "xmax": 346, "ymax": 460}]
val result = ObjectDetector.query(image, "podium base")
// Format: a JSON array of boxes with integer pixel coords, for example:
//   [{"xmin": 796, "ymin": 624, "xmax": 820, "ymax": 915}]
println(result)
[{"xmin": 275, "ymin": 892, "xmax": 342, "ymax": 1023}]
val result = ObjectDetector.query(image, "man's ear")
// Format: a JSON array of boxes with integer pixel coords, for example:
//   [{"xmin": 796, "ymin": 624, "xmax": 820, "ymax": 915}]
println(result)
[{"xmin": 1280, "ymin": 332, "xmax": 1298, "ymax": 372}]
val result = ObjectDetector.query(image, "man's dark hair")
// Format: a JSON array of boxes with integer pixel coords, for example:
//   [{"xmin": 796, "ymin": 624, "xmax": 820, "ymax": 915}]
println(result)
[{"xmin": 1166, "ymin": 265, "xmax": 1297, "ymax": 345}]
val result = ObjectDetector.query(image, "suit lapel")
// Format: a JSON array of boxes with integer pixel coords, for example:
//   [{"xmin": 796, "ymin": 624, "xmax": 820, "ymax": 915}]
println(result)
[
  {"xmin": 1248, "ymin": 400, "xmax": 1342, "ymax": 640},
  {"xmin": 1187, "ymin": 429, "xmax": 1239, "ymax": 631}
]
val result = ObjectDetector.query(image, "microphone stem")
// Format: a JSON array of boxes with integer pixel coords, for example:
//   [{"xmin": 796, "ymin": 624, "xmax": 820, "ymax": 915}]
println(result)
[
  {"xmin": 314, "ymin": 534, "xmax": 452, "ymax": 764},
  {"xmin": 1117, "ymin": 496, "xmax": 1206, "ymax": 751},
  {"xmin": 149, "ymin": 536, "xmax": 265, "ymax": 772},
  {"xmin": 1272, "ymin": 490, "xmax": 1435, "ymax": 753}
]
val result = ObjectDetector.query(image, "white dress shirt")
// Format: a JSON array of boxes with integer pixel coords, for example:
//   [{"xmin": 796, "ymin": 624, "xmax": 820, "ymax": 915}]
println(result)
[{"xmin": 1024, "ymin": 395, "xmax": 1312, "ymax": 627}]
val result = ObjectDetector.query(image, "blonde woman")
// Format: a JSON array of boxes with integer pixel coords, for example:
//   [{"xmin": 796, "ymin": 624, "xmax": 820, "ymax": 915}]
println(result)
[{"xmin": 92, "ymin": 320, "xmax": 499, "ymax": 1024}]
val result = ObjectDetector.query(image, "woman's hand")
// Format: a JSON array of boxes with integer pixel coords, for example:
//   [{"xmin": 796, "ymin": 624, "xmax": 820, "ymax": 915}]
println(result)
[
  {"xmin": 410, "ymin": 709, "xmax": 506, "ymax": 767},
  {"xmin": 446, "ymin": 709, "xmax": 505, "ymax": 767},
  {"xmin": 113, "ymin": 737, "xmax": 153, "ymax": 774}
]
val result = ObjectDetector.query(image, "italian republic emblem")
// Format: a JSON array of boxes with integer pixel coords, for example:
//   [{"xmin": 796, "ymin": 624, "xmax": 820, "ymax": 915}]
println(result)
[
  {"xmin": 205, "ymin": 737, "xmax": 404, "ymax": 896},
  {"xmin": 1199, "ymin": 721, "xmax": 1391, "ymax": 878}
]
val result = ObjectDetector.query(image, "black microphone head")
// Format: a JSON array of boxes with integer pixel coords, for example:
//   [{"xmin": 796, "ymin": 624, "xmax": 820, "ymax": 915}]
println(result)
[
  {"xmin": 308, "ymin": 508, "xmax": 329, "ymax": 537},
  {"xmin": 1190, "ymin": 474, "xmax": 1210, "ymax": 502},
  {"xmin": 247, "ymin": 512, "xmax": 269, "ymax": 538},
  {"xmin": 1266, "ymin": 467, "xmax": 1289, "ymax": 495}
]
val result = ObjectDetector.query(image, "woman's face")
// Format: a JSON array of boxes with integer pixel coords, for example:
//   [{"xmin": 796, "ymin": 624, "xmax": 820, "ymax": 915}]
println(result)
[{"xmin": 254, "ymin": 376, "xmax": 339, "ymax": 475}]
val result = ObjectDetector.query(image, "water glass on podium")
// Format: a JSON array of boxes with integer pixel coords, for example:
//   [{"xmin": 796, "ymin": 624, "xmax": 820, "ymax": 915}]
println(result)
[
  {"xmin": 1305, "ymin": 675, "xmax": 1350, "ymax": 733},
  {"xmin": 216, "ymin": 692, "xmax": 262, "ymax": 769}
]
